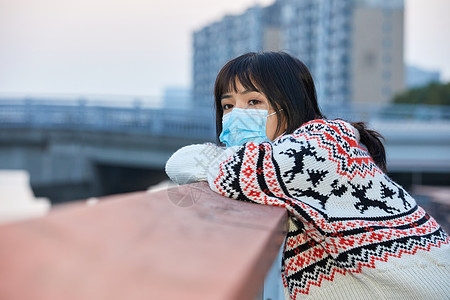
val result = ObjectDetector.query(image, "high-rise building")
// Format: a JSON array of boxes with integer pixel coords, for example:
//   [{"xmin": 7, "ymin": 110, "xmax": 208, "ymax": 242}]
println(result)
[
  {"xmin": 193, "ymin": 4, "xmax": 281, "ymax": 109},
  {"xmin": 192, "ymin": 0, "xmax": 404, "ymax": 107},
  {"xmin": 348, "ymin": 0, "xmax": 405, "ymax": 105}
]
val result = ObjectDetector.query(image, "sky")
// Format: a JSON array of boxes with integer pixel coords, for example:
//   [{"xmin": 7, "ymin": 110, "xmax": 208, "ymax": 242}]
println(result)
[{"xmin": 0, "ymin": 0, "xmax": 449, "ymax": 98}]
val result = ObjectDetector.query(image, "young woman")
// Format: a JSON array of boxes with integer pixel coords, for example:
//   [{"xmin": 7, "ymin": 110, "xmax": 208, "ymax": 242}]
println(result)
[{"xmin": 166, "ymin": 52, "xmax": 450, "ymax": 299}]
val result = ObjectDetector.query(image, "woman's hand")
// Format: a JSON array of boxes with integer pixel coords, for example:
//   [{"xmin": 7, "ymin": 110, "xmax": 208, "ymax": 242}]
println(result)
[{"xmin": 165, "ymin": 144, "xmax": 233, "ymax": 185}]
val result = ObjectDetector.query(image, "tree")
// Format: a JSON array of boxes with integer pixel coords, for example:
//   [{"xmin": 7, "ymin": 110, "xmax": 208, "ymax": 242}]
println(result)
[{"xmin": 392, "ymin": 82, "xmax": 450, "ymax": 106}]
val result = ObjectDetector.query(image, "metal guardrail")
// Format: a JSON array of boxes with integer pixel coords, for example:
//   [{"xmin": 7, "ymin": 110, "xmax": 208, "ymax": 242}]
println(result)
[
  {"xmin": 0, "ymin": 99, "xmax": 216, "ymax": 140},
  {"xmin": 1, "ymin": 98, "xmax": 449, "ymax": 139}
]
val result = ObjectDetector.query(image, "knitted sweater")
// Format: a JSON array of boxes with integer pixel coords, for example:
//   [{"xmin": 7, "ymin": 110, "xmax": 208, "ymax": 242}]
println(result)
[{"xmin": 204, "ymin": 119, "xmax": 450, "ymax": 299}]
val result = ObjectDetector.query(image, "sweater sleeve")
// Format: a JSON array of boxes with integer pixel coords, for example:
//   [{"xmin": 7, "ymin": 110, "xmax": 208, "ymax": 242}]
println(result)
[
  {"xmin": 207, "ymin": 119, "xmax": 375, "ymax": 215},
  {"xmin": 207, "ymin": 140, "xmax": 296, "ymax": 206},
  {"xmin": 208, "ymin": 121, "xmax": 343, "ymax": 214},
  {"xmin": 165, "ymin": 143, "xmax": 225, "ymax": 185}
]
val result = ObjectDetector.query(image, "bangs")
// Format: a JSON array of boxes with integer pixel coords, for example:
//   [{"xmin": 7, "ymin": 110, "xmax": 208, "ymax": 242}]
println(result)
[
  {"xmin": 226, "ymin": 72, "xmax": 260, "ymax": 94},
  {"xmin": 214, "ymin": 56, "xmax": 261, "ymax": 99}
]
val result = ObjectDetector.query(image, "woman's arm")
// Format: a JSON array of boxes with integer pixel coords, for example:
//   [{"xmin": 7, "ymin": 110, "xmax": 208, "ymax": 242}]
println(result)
[
  {"xmin": 165, "ymin": 143, "xmax": 238, "ymax": 185},
  {"xmin": 207, "ymin": 119, "xmax": 376, "ymax": 215}
]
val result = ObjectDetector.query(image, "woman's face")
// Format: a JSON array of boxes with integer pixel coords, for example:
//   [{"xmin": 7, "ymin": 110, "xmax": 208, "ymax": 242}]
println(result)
[{"xmin": 220, "ymin": 81, "xmax": 285, "ymax": 141}]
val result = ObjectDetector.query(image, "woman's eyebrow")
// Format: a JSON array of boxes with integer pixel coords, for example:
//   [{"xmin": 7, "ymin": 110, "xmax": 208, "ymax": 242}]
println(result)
[
  {"xmin": 240, "ymin": 89, "xmax": 260, "ymax": 95},
  {"xmin": 220, "ymin": 88, "xmax": 261, "ymax": 100}
]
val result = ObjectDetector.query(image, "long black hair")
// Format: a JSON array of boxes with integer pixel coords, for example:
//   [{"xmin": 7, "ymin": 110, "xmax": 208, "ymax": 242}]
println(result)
[{"xmin": 214, "ymin": 51, "xmax": 387, "ymax": 172}]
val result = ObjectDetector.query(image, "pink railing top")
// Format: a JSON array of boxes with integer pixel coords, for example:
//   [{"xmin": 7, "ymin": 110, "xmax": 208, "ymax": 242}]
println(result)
[{"xmin": 0, "ymin": 182, "xmax": 287, "ymax": 300}]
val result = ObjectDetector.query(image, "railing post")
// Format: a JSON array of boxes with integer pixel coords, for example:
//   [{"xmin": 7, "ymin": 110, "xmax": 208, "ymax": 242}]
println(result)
[
  {"xmin": 77, "ymin": 98, "xmax": 87, "ymax": 128},
  {"xmin": 24, "ymin": 98, "xmax": 33, "ymax": 127}
]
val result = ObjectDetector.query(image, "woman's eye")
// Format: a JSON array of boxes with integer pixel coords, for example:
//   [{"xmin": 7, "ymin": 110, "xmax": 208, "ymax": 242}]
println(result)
[
  {"xmin": 249, "ymin": 99, "xmax": 261, "ymax": 106},
  {"xmin": 223, "ymin": 104, "xmax": 233, "ymax": 110}
]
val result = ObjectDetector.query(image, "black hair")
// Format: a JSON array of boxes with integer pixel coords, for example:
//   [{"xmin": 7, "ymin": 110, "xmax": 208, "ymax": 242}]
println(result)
[
  {"xmin": 351, "ymin": 122, "xmax": 387, "ymax": 173},
  {"xmin": 214, "ymin": 51, "xmax": 387, "ymax": 172}
]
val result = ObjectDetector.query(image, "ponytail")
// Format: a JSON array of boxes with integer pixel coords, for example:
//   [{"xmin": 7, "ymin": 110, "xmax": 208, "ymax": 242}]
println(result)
[{"xmin": 351, "ymin": 121, "xmax": 387, "ymax": 173}]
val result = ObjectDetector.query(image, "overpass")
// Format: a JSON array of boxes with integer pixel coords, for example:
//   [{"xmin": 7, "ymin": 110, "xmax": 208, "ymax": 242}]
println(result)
[{"xmin": 1, "ymin": 98, "xmax": 449, "ymax": 202}]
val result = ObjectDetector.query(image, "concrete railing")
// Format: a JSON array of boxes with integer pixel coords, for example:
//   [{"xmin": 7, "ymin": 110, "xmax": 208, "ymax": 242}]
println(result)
[{"xmin": 0, "ymin": 182, "xmax": 288, "ymax": 300}]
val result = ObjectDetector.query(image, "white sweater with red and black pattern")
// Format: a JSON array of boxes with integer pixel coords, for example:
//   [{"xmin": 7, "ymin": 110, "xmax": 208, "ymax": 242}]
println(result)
[{"xmin": 204, "ymin": 119, "xmax": 450, "ymax": 299}]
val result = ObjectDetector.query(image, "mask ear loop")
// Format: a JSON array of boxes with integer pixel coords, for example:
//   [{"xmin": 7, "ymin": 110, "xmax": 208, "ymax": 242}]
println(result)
[{"xmin": 267, "ymin": 108, "xmax": 283, "ymax": 118}]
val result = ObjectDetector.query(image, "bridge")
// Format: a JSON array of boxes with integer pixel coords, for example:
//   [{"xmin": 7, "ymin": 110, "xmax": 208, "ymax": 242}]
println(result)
[{"xmin": 1, "ymin": 98, "xmax": 449, "ymax": 202}]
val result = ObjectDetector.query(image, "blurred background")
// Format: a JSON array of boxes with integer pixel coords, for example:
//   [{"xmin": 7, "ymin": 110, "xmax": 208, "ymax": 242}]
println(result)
[{"xmin": 0, "ymin": 0, "xmax": 449, "ymax": 229}]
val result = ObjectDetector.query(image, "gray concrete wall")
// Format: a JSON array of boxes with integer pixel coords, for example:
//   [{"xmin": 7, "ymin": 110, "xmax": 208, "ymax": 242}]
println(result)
[{"xmin": 0, "ymin": 128, "xmax": 209, "ymax": 202}]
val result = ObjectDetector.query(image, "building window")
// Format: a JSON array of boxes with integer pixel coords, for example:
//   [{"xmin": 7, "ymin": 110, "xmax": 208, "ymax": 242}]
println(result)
[
  {"xmin": 383, "ymin": 22, "xmax": 392, "ymax": 33},
  {"xmin": 363, "ymin": 51, "xmax": 377, "ymax": 68},
  {"xmin": 382, "ymin": 85, "xmax": 392, "ymax": 98},
  {"xmin": 382, "ymin": 38, "xmax": 392, "ymax": 49}
]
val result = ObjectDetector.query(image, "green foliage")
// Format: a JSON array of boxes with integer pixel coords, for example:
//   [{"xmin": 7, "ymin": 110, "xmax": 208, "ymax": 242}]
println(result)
[{"xmin": 392, "ymin": 82, "xmax": 450, "ymax": 106}]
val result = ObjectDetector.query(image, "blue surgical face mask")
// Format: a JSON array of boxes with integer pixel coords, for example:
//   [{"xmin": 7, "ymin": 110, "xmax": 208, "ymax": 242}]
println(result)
[{"xmin": 219, "ymin": 108, "xmax": 277, "ymax": 148}]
